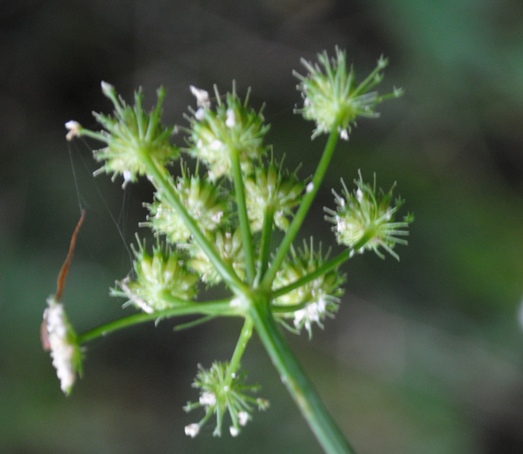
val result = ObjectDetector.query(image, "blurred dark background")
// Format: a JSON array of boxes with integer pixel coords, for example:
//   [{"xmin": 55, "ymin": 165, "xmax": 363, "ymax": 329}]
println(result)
[{"xmin": 1, "ymin": 1, "xmax": 523, "ymax": 453}]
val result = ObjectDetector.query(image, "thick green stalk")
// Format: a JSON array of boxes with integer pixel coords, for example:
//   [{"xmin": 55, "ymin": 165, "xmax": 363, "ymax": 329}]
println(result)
[
  {"xmin": 261, "ymin": 129, "xmax": 339, "ymax": 288},
  {"xmin": 230, "ymin": 150, "xmax": 256, "ymax": 283},
  {"xmin": 248, "ymin": 294, "xmax": 355, "ymax": 454},
  {"xmin": 138, "ymin": 149, "xmax": 245, "ymax": 293}
]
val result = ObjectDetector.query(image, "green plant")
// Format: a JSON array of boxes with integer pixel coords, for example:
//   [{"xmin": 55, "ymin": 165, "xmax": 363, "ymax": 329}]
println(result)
[{"xmin": 43, "ymin": 48, "xmax": 412, "ymax": 453}]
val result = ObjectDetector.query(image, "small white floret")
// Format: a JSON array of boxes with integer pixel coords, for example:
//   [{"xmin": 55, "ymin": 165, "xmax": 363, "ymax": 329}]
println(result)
[
  {"xmin": 238, "ymin": 411, "xmax": 249, "ymax": 426},
  {"xmin": 184, "ymin": 423, "xmax": 200, "ymax": 438},
  {"xmin": 229, "ymin": 426, "xmax": 240, "ymax": 437},
  {"xmin": 199, "ymin": 391, "xmax": 217, "ymax": 407},
  {"xmin": 65, "ymin": 121, "xmax": 81, "ymax": 141},
  {"xmin": 306, "ymin": 182, "xmax": 314, "ymax": 193}
]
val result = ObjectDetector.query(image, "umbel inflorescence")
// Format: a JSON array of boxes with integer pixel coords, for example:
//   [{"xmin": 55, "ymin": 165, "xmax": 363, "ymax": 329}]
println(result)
[{"xmin": 44, "ymin": 47, "xmax": 412, "ymax": 451}]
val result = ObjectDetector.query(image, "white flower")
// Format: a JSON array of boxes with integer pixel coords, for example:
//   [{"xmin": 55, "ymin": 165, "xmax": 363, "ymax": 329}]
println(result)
[
  {"xmin": 184, "ymin": 423, "xmax": 200, "ymax": 438},
  {"xmin": 199, "ymin": 391, "xmax": 217, "ymax": 406},
  {"xmin": 43, "ymin": 297, "xmax": 81, "ymax": 394},
  {"xmin": 238, "ymin": 411, "xmax": 249, "ymax": 426},
  {"xmin": 229, "ymin": 426, "xmax": 240, "ymax": 437},
  {"xmin": 65, "ymin": 120, "xmax": 81, "ymax": 141}
]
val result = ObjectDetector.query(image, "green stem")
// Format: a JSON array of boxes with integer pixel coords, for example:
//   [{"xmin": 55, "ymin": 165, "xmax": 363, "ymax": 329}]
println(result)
[
  {"xmin": 261, "ymin": 129, "xmax": 339, "ymax": 288},
  {"xmin": 139, "ymin": 150, "xmax": 245, "ymax": 293},
  {"xmin": 227, "ymin": 318, "xmax": 254, "ymax": 377},
  {"xmin": 78, "ymin": 299, "xmax": 235, "ymax": 344},
  {"xmin": 230, "ymin": 150, "xmax": 255, "ymax": 283},
  {"xmin": 272, "ymin": 230, "xmax": 375, "ymax": 299},
  {"xmin": 248, "ymin": 294, "xmax": 355, "ymax": 454},
  {"xmin": 255, "ymin": 206, "xmax": 275, "ymax": 285}
]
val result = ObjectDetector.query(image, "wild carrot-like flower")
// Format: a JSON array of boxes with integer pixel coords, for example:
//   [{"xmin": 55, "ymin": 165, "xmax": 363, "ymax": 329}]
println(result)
[
  {"xmin": 294, "ymin": 47, "xmax": 403, "ymax": 139},
  {"xmin": 42, "ymin": 297, "xmax": 83, "ymax": 395},
  {"xmin": 324, "ymin": 171, "xmax": 412, "ymax": 260},
  {"xmin": 185, "ymin": 85, "xmax": 269, "ymax": 180},
  {"xmin": 184, "ymin": 362, "xmax": 269, "ymax": 437},
  {"xmin": 115, "ymin": 241, "xmax": 199, "ymax": 313}
]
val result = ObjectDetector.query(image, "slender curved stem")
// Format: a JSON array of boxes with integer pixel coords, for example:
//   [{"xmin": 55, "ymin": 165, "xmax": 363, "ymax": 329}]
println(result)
[
  {"xmin": 139, "ymin": 150, "xmax": 246, "ymax": 293},
  {"xmin": 261, "ymin": 130, "xmax": 339, "ymax": 288},
  {"xmin": 78, "ymin": 299, "xmax": 235, "ymax": 344},
  {"xmin": 230, "ymin": 150, "xmax": 255, "ymax": 283}
]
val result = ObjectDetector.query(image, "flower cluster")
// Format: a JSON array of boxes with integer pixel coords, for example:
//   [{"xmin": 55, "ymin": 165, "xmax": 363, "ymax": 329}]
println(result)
[
  {"xmin": 294, "ymin": 47, "xmax": 403, "ymax": 139},
  {"xmin": 273, "ymin": 239, "xmax": 345, "ymax": 337},
  {"xmin": 187, "ymin": 229, "xmax": 245, "ymax": 285},
  {"xmin": 324, "ymin": 171, "xmax": 412, "ymax": 260},
  {"xmin": 115, "ymin": 240, "xmax": 199, "ymax": 313},
  {"xmin": 184, "ymin": 362, "xmax": 269, "ymax": 438},
  {"xmin": 244, "ymin": 156, "xmax": 304, "ymax": 232},
  {"xmin": 54, "ymin": 48, "xmax": 412, "ymax": 447},
  {"xmin": 42, "ymin": 297, "xmax": 83, "ymax": 395},
  {"xmin": 144, "ymin": 164, "xmax": 228, "ymax": 244},
  {"xmin": 66, "ymin": 82, "xmax": 178, "ymax": 187},
  {"xmin": 185, "ymin": 85, "xmax": 269, "ymax": 180}
]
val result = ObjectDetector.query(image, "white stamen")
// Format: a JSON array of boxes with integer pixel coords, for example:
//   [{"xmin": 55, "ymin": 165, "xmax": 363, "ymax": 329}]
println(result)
[
  {"xmin": 306, "ymin": 182, "xmax": 314, "ymax": 193},
  {"xmin": 65, "ymin": 121, "xmax": 81, "ymax": 141},
  {"xmin": 225, "ymin": 108, "xmax": 236, "ymax": 128},
  {"xmin": 190, "ymin": 86, "xmax": 210, "ymax": 109}
]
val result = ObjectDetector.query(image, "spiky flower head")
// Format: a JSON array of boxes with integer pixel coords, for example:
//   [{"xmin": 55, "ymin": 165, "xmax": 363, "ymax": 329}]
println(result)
[
  {"xmin": 294, "ymin": 47, "xmax": 403, "ymax": 140},
  {"xmin": 115, "ymin": 240, "xmax": 199, "ymax": 313},
  {"xmin": 273, "ymin": 239, "xmax": 345, "ymax": 337},
  {"xmin": 185, "ymin": 85, "xmax": 269, "ymax": 180},
  {"xmin": 65, "ymin": 82, "xmax": 178, "ymax": 187},
  {"xmin": 188, "ymin": 229, "xmax": 245, "ymax": 285},
  {"xmin": 184, "ymin": 362, "xmax": 269, "ymax": 438},
  {"xmin": 244, "ymin": 156, "xmax": 304, "ymax": 232},
  {"xmin": 325, "ymin": 171, "xmax": 413, "ymax": 260},
  {"xmin": 144, "ymin": 164, "xmax": 228, "ymax": 244},
  {"xmin": 42, "ymin": 297, "xmax": 83, "ymax": 395}
]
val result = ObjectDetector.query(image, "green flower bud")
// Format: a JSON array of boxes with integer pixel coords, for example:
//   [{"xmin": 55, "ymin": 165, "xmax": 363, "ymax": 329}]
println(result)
[
  {"xmin": 244, "ymin": 156, "xmax": 304, "ymax": 232},
  {"xmin": 185, "ymin": 85, "xmax": 269, "ymax": 180},
  {"xmin": 116, "ymin": 240, "xmax": 198, "ymax": 312},
  {"xmin": 273, "ymin": 239, "xmax": 345, "ymax": 337},
  {"xmin": 324, "ymin": 171, "xmax": 412, "ymax": 260},
  {"xmin": 66, "ymin": 82, "xmax": 178, "ymax": 187},
  {"xmin": 144, "ymin": 165, "xmax": 228, "ymax": 243},
  {"xmin": 188, "ymin": 229, "xmax": 245, "ymax": 285},
  {"xmin": 294, "ymin": 47, "xmax": 403, "ymax": 139}
]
